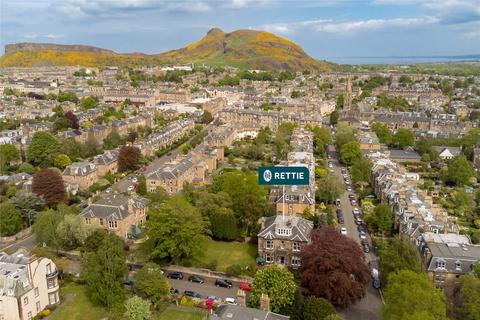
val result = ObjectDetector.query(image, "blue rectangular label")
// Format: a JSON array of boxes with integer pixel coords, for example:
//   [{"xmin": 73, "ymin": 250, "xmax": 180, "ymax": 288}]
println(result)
[{"xmin": 258, "ymin": 166, "xmax": 310, "ymax": 185}]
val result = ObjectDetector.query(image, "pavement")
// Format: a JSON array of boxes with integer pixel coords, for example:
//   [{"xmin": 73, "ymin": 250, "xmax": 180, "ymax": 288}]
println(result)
[
  {"xmin": 0, "ymin": 234, "xmax": 37, "ymax": 253},
  {"xmin": 328, "ymin": 148, "xmax": 383, "ymax": 320}
]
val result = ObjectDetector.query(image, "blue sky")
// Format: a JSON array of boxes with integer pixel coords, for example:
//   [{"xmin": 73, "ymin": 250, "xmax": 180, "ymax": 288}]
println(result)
[{"xmin": 1, "ymin": 0, "xmax": 480, "ymax": 61}]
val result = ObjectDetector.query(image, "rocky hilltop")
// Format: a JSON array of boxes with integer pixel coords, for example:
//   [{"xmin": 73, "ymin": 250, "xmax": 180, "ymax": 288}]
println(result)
[{"xmin": 0, "ymin": 28, "xmax": 334, "ymax": 71}]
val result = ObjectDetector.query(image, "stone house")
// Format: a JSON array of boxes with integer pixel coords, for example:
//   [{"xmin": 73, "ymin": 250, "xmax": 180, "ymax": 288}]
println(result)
[
  {"xmin": 258, "ymin": 215, "xmax": 313, "ymax": 268},
  {"xmin": 94, "ymin": 150, "xmax": 119, "ymax": 177},
  {"xmin": 80, "ymin": 194, "xmax": 150, "ymax": 240},
  {"xmin": 0, "ymin": 249, "xmax": 60, "ymax": 320},
  {"xmin": 62, "ymin": 162, "xmax": 98, "ymax": 190}
]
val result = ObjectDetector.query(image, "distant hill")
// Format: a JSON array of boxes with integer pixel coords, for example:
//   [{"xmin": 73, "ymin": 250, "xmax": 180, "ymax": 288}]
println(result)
[{"xmin": 0, "ymin": 28, "xmax": 334, "ymax": 71}]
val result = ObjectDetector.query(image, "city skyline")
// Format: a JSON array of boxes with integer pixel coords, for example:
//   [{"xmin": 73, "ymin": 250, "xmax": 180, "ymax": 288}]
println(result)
[{"xmin": 1, "ymin": 0, "xmax": 480, "ymax": 63}]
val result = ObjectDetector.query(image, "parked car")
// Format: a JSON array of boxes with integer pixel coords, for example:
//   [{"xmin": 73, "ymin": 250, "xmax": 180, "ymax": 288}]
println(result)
[
  {"xmin": 240, "ymin": 283, "xmax": 251, "ymax": 291},
  {"xmin": 355, "ymin": 217, "xmax": 363, "ymax": 225},
  {"xmin": 346, "ymin": 186, "xmax": 352, "ymax": 192},
  {"xmin": 340, "ymin": 227, "xmax": 348, "ymax": 235},
  {"xmin": 188, "ymin": 275, "xmax": 205, "ymax": 284},
  {"xmin": 351, "ymin": 199, "xmax": 357, "ymax": 206},
  {"xmin": 368, "ymin": 260, "xmax": 379, "ymax": 276},
  {"xmin": 358, "ymin": 224, "xmax": 366, "ymax": 233},
  {"xmin": 359, "ymin": 231, "xmax": 367, "ymax": 239},
  {"xmin": 170, "ymin": 288, "xmax": 179, "ymax": 294},
  {"xmin": 132, "ymin": 177, "xmax": 138, "ymax": 183},
  {"xmin": 225, "ymin": 297, "xmax": 238, "ymax": 305},
  {"xmin": 105, "ymin": 187, "xmax": 112, "ymax": 193},
  {"xmin": 184, "ymin": 290, "xmax": 201, "ymax": 299},
  {"xmin": 207, "ymin": 296, "xmax": 223, "ymax": 303},
  {"xmin": 362, "ymin": 243, "xmax": 370, "ymax": 253},
  {"xmin": 127, "ymin": 185, "xmax": 135, "ymax": 192},
  {"xmin": 166, "ymin": 272, "xmax": 183, "ymax": 280},
  {"xmin": 215, "ymin": 279, "xmax": 233, "ymax": 288},
  {"xmin": 372, "ymin": 277, "xmax": 381, "ymax": 289},
  {"xmin": 361, "ymin": 239, "xmax": 369, "ymax": 246},
  {"xmin": 353, "ymin": 208, "xmax": 360, "ymax": 215},
  {"xmin": 122, "ymin": 279, "xmax": 134, "ymax": 286}
]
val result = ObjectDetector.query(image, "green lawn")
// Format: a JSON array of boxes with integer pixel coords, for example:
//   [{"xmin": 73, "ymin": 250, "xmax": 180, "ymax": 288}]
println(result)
[
  {"xmin": 52, "ymin": 283, "xmax": 109, "ymax": 320},
  {"xmin": 194, "ymin": 239, "xmax": 257, "ymax": 272},
  {"xmin": 156, "ymin": 306, "xmax": 205, "ymax": 320}
]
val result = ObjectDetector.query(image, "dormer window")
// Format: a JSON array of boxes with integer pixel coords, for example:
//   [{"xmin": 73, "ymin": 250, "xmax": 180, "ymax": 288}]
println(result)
[
  {"xmin": 436, "ymin": 260, "xmax": 446, "ymax": 269},
  {"xmin": 276, "ymin": 228, "xmax": 292, "ymax": 236},
  {"xmin": 455, "ymin": 261, "xmax": 462, "ymax": 271}
]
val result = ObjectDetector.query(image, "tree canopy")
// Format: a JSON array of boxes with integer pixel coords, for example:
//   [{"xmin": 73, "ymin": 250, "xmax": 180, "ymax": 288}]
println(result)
[
  {"xmin": 27, "ymin": 131, "xmax": 60, "ymax": 167},
  {"xmin": 377, "ymin": 236, "xmax": 421, "ymax": 283},
  {"xmin": 371, "ymin": 122, "xmax": 392, "ymax": 144},
  {"xmin": 133, "ymin": 263, "xmax": 171, "ymax": 308},
  {"xmin": 392, "ymin": 128, "xmax": 415, "ymax": 149},
  {"xmin": 0, "ymin": 202, "xmax": 23, "ymax": 236},
  {"xmin": 300, "ymin": 227, "xmax": 371, "ymax": 307},
  {"xmin": 316, "ymin": 175, "xmax": 344, "ymax": 204},
  {"xmin": 145, "ymin": 196, "xmax": 210, "ymax": 262},
  {"xmin": 382, "ymin": 270, "xmax": 447, "ymax": 320},
  {"xmin": 84, "ymin": 233, "xmax": 127, "ymax": 308},
  {"xmin": 447, "ymin": 155, "xmax": 473, "ymax": 186},
  {"xmin": 32, "ymin": 168, "xmax": 66, "ymax": 207},
  {"xmin": 365, "ymin": 203, "xmax": 393, "ymax": 235},
  {"xmin": 250, "ymin": 265, "xmax": 298, "ymax": 314},
  {"xmin": 340, "ymin": 141, "xmax": 362, "ymax": 166}
]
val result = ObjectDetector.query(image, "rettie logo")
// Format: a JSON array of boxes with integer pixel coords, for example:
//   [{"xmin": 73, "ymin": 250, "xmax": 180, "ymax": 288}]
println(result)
[{"xmin": 263, "ymin": 169, "xmax": 272, "ymax": 182}]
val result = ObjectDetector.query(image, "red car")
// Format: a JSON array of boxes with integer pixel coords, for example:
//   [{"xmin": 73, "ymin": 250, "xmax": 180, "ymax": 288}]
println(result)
[{"xmin": 240, "ymin": 283, "xmax": 251, "ymax": 291}]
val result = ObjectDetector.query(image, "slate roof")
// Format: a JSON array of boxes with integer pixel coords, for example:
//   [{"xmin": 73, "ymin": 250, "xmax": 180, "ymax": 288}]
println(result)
[
  {"xmin": 95, "ymin": 150, "xmax": 118, "ymax": 166},
  {"xmin": 423, "ymin": 242, "xmax": 480, "ymax": 274},
  {"xmin": 147, "ymin": 158, "xmax": 194, "ymax": 180},
  {"xmin": 433, "ymin": 146, "xmax": 462, "ymax": 158},
  {"xmin": 212, "ymin": 305, "xmax": 289, "ymax": 320},
  {"xmin": 80, "ymin": 194, "xmax": 149, "ymax": 221},
  {"xmin": 389, "ymin": 149, "xmax": 421, "ymax": 161},
  {"xmin": 63, "ymin": 162, "xmax": 97, "ymax": 176},
  {"xmin": 258, "ymin": 215, "xmax": 313, "ymax": 242}
]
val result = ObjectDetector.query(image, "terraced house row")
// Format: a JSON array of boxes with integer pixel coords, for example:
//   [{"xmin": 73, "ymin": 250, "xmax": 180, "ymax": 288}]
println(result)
[{"xmin": 369, "ymin": 153, "xmax": 480, "ymax": 289}]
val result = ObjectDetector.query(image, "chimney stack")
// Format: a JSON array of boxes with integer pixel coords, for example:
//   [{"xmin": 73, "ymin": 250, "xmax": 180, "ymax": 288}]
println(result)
[
  {"xmin": 237, "ymin": 289, "xmax": 246, "ymax": 307},
  {"xmin": 260, "ymin": 293, "xmax": 270, "ymax": 311}
]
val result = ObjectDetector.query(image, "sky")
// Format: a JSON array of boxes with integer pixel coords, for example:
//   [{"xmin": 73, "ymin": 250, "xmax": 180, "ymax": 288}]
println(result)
[{"xmin": 1, "ymin": 0, "xmax": 480, "ymax": 62}]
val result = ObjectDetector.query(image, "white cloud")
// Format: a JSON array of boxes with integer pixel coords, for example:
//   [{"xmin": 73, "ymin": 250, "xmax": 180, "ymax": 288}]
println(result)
[{"xmin": 261, "ymin": 16, "xmax": 439, "ymax": 35}]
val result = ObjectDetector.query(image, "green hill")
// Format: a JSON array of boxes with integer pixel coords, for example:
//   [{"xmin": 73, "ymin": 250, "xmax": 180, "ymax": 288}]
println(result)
[{"xmin": 0, "ymin": 28, "xmax": 334, "ymax": 71}]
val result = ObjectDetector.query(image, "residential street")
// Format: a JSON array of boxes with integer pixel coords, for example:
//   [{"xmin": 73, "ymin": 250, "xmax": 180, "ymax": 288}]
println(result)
[{"xmin": 329, "ymin": 148, "xmax": 383, "ymax": 320}]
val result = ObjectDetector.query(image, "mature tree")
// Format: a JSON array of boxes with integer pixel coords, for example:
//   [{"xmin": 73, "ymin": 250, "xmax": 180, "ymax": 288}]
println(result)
[
  {"xmin": 201, "ymin": 110, "xmax": 213, "ymax": 124},
  {"xmin": 32, "ymin": 168, "xmax": 66, "ymax": 207},
  {"xmin": 27, "ymin": 131, "xmax": 60, "ymax": 167},
  {"xmin": 448, "ymin": 155, "xmax": 473, "ymax": 186},
  {"xmin": 84, "ymin": 233, "xmax": 127, "ymax": 308},
  {"xmin": 103, "ymin": 131, "xmax": 124, "ymax": 150},
  {"xmin": 64, "ymin": 111, "xmax": 79, "ymax": 129},
  {"xmin": 83, "ymin": 229, "xmax": 108, "ymax": 252},
  {"xmin": 127, "ymin": 130, "xmax": 138, "ymax": 143},
  {"xmin": 300, "ymin": 227, "xmax": 371, "ymax": 307},
  {"xmin": 415, "ymin": 138, "xmax": 439, "ymax": 162},
  {"xmin": 145, "ymin": 196, "xmax": 210, "ymax": 262},
  {"xmin": 133, "ymin": 263, "xmax": 171, "ymax": 308},
  {"xmin": 218, "ymin": 170, "xmax": 270, "ymax": 234},
  {"xmin": 196, "ymin": 191, "xmax": 232, "ymax": 216},
  {"xmin": 56, "ymin": 214, "xmax": 90, "ymax": 250},
  {"xmin": 118, "ymin": 146, "xmax": 141, "ymax": 172},
  {"xmin": 371, "ymin": 122, "xmax": 392, "ymax": 145},
  {"xmin": 0, "ymin": 202, "xmax": 23, "ymax": 236},
  {"xmin": 209, "ymin": 208, "xmax": 240, "ymax": 240},
  {"xmin": 18, "ymin": 162, "xmax": 35, "ymax": 174},
  {"xmin": 0, "ymin": 144, "xmax": 20, "ymax": 173},
  {"xmin": 335, "ymin": 122, "xmax": 356, "ymax": 148},
  {"xmin": 54, "ymin": 154, "xmax": 72, "ymax": 169},
  {"xmin": 60, "ymin": 138, "xmax": 87, "ymax": 162},
  {"xmin": 453, "ymin": 275, "xmax": 480, "ymax": 320},
  {"xmin": 316, "ymin": 175, "xmax": 344, "ymax": 204},
  {"xmin": 250, "ymin": 265, "xmax": 298, "ymax": 314},
  {"xmin": 382, "ymin": 270, "xmax": 447, "ymax": 320},
  {"xmin": 12, "ymin": 191, "xmax": 45, "ymax": 227},
  {"xmin": 365, "ymin": 203, "xmax": 393, "ymax": 235},
  {"xmin": 378, "ymin": 236, "xmax": 421, "ymax": 283},
  {"xmin": 336, "ymin": 94, "xmax": 344, "ymax": 109},
  {"xmin": 124, "ymin": 296, "xmax": 151, "ymax": 320},
  {"xmin": 340, "ymin": 141, "xmax": 362, "ymax": 165},
  {"xmin": 330, "ymin": 111, "xmax": 339, "ymax": 125},
  {"xmin": 80, "ymin": 96, "xmax": 98, "ymax": 109},
  {"xmin": 350, "ymin": 156, "xmax": 372, "ymax": 185},
  {"xmin": 392, "ymin": 128, "xmax": 415, "ymax": 149},
  {"xmin": 33, "ymin": 204, "xmax": 82, "ymax": 249},
  {"xmin": 303, "ymin": 297, "xmax": 337, "ymax": 320},
  {"xmin": 136, "ymin": 175, "xmax": 147, "ymax": 196}
]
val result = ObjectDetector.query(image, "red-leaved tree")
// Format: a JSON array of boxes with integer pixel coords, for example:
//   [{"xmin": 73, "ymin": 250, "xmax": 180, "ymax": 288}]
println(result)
[
  {"xmin": 32, "ymin": 168, "xmax": 66, "ymax": 207},
  {"xmin": 64, "ymin": 111, "xmax": 79, "ymax": 129},
  {"xmin": 300, "ymin": 227, "xmax": 371, "ymax": 307},
  {"xmin": 118, "ymin": 146, "xmax": 141, "ymax": 172}
]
